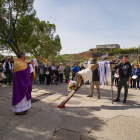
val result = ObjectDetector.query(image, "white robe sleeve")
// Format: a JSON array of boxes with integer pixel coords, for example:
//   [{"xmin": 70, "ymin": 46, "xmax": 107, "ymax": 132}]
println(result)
[
  {"xmin": 29, "ymin": 64, "xmax": 34, "ymax": 73},
  {"xmin": 32, "ymin": 58, "xmax": 38, "ymax": 67}
]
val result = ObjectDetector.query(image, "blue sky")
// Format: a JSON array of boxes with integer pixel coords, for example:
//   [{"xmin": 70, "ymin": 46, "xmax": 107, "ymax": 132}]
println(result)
[{"xmin": 34, "ymin": 0, "xmax": 140, "ymax": 54}]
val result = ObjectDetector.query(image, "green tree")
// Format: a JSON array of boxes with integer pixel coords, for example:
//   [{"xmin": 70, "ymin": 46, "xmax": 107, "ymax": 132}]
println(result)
[
  {"xmin": 0, "ymin": 0, "xmax": 36, "ymax": 56},
  {"xmin": 23, "ymin": 18, "xmax": 62, "ymax": 58}
]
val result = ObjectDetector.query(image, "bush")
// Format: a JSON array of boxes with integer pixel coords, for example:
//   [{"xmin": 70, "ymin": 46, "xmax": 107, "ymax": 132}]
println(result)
[{"xmin": 109, "ymin": 46, "xmax": 140, "ymax": 56}]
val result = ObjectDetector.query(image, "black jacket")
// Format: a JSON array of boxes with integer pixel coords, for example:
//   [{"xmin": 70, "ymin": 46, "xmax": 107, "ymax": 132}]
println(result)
[
  {"xmin": 92, "ymin": 68, "xmax": 99, "ymax": 81},
  {"xmin": 38, "ymin": 66, "xmax": 45, "ymax": 74},
  {"xmin": 115, "ymin": 62, "xmax": 132, "ymax": 78},
  {"xmin": 80, "ymin": 66, "xmax": 85, "ymax": 71},
  {"xmin": 64, "ymin": 66, "xmax": 70, "ymax": 74},
  {"xmin": 4, "ymin": 61, "xmax": 12, "ymax": 73},
  {"xmin": 44, "ymin": 66, "xmax": 52, "ymax": 75}
]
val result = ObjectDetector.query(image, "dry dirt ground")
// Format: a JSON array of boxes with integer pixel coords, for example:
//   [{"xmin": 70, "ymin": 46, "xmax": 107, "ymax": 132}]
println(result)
[{"xmin": 0, "ymin": 77, "xmax": 140, "ymax": 140}]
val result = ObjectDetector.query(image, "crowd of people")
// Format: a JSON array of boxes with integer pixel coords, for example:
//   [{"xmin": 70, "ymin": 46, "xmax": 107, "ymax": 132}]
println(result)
[
  {"xmin": 0, "ymin": 56, "xmax": 87, "ymax": 86},
  {"xmin": 0, "ymin": 56, "xmax": 14, "ymax": 86},
  {"xmin": 0, "ymin": 55, "xmax": 140, "ymax": 91},
  {"xmin": 33, "ymin": 62, "xmax": 86, "ymax": 85},
  {"xmin": 0, "ymin": 53, "xmax": 139, "ymax": 115}
]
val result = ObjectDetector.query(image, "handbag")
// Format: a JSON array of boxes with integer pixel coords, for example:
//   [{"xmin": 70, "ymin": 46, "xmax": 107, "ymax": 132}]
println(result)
[
  {"xmin": 0, "ymin": 74, "xmax": 2, "ymax": 81},
  {"xmin": 1, "ymin": 73, "xmax": 7, "ymax": 79}
]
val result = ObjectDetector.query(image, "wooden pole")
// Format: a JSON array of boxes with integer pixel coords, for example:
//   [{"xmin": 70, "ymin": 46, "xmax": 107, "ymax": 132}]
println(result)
[
  {"xmin": 110, "ymin": 64, "xmax": 113, "ymax": 104},
  {"xmin": 58, "ymin": 82, "xmax": 84, "ymax": 108}
]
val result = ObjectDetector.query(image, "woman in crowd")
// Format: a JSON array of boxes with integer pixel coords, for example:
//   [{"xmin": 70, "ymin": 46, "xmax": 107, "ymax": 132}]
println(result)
[
  {"xmin": 132, "ymin": 64, "xmax": 140, "ymax": 89},
  {"xmin": 58, "ymin": 63, "xmax": 64, "ymax": 83},
  {"xmin": 51, "ymin": 63, "xmax": 56, "ymax": 76}
]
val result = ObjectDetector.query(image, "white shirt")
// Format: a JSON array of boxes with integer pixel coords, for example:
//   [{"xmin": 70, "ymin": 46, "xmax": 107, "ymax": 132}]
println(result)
[
  {"xmin": 29, "ymin": 58, "xmax": 38, "ymax": 73},
  {"xmin": 3, "ymin": 61, "xmax": 13, "ymax": 71}
]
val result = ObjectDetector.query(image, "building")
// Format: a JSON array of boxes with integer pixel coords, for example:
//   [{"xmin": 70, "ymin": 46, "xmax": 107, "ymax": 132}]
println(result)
[{"xmin": 96, "ymin": 44, "xmax": 120, "ymax": 49}]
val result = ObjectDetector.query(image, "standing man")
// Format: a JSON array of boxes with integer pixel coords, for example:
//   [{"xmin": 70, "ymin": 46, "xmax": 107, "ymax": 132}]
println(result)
[
  {"xmin": 87, "ymin": 58, "xmax": 100, "ymax": 99},
  {"xmin": 114, "ymin": 55, "xmax": 132, "ymax": 103},
  {"xmin": 71, "ymin": 64, "xmax": 80, "ymax": 80},
  {"xmin": 12, "ymin": 52, "xmax": 40, "ymax": 115},
  {"xmin": 64, "ymin": 64, "xmax": 70, "ymax": 83},
  {"xmin": 3, "ymin": 57, "xmax": 13, "ymax": 85},
  {"xmin": 38, "ymin": 62, "xmax": 45, "ymax": 84},
  {"xmin": 44, "ymin": 63, "xmax": 52, "ymax": 85},
  {"xmin": 80, "ymin": 64, "xmax": 85, "ymax": 71}
]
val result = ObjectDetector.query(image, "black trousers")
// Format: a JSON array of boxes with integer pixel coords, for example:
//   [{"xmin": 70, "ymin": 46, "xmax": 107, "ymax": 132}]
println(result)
[
  {"xmin": 130, "ymin": 79, "xmax": 133, "ymax": 88},
  {"xmin": 65, "ymin": 74, "xmax": 69, "ymax": 83},
  {"xmin": 72, "ymin": 73, "xmax": 75, "ymax": 80},
  {"xmin": 5, "ymin": 72, "xmax": 11, "ymax": 84},
  {"xmin": 112, "ymin": 76, "xmax": 119, "ymax": 86},
  {"xmin": 117, "ymin": 78, "xmax": 129, "ymax": 100},
  {"xmin": 39, "ymin": 74, "xmax": 45, "ymax": 84},
  {"xmin": 46, "ymin": 74, "xmax": 51, "ymax": 85},
  {"xmin": 115, "ymin": 78, "xmax": 119, "ymax": 86},
  {"xmin": 112, "ymin": 75, "xmax": 115, "ymax": 85},
  {"xmin": 133, "ymin": 78, "xmax": 139, "ymax": 88},
  {"xmin": 59, "ymin": 74, "xmax": 63, "ymax": 83},
  {"xmin": 57, "ymin": 74, "xmax": 59, "ymax": 82},
  {"xmin": 0, "ymin": 79, "xmax": 4, "ymax": 85}
]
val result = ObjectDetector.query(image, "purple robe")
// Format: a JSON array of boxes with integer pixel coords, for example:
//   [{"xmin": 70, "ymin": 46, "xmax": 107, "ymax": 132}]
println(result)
[{"xmin": 12, "ymin": 66, "xmax": 33, "ymax": 106}]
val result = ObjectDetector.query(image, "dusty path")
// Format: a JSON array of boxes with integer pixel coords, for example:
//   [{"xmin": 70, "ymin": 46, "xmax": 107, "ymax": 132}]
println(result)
[{"xmin": 0, "ymin": 77, "xmax": 140, "ymax": 140}]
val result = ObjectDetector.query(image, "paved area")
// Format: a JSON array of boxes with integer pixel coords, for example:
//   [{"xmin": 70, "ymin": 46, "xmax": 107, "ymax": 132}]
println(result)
[{"xmin": 0, "ymin": 77, "xmax": 140, "ymax": 140}]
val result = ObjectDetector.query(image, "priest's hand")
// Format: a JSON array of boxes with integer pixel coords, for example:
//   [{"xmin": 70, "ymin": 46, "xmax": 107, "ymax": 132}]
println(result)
[{"xmin": 36, "ymin": 56, "xmax": 40, "ymax": 60}]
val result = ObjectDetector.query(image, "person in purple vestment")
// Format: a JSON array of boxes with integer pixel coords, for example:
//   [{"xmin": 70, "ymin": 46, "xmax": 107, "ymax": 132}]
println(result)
[{"xmin": 12, "ymin": 52, "xmax": 40, "ymax": 115}]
